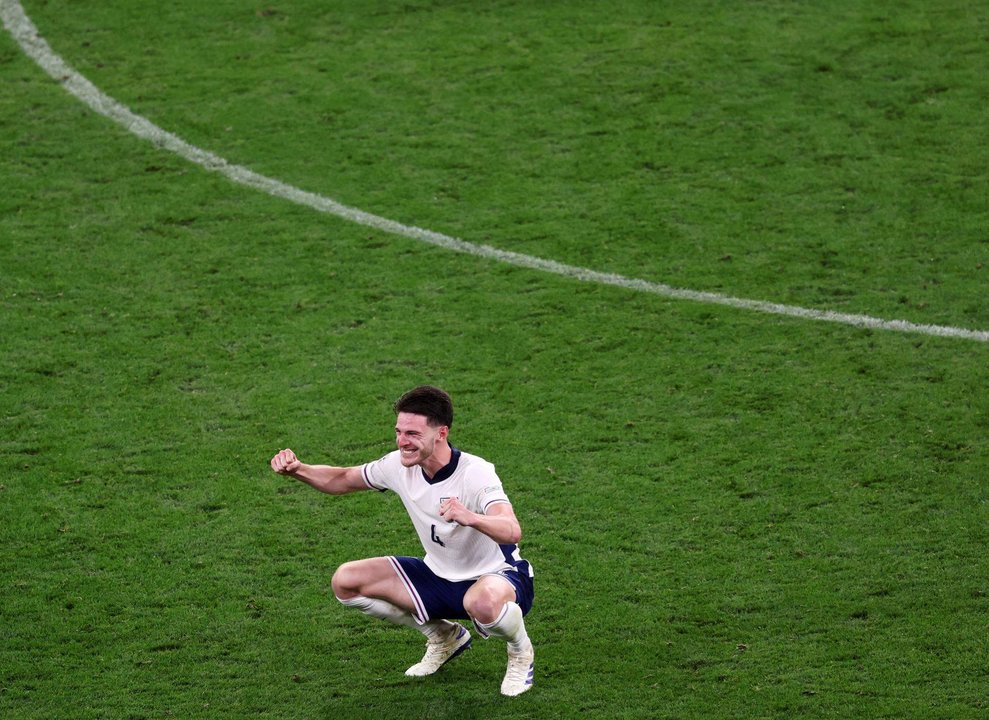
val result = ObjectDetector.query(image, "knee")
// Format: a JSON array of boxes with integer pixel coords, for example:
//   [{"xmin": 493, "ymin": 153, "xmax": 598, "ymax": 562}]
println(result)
[
  {"xmin": 331, "ymin": 561, "xmax": 362, "ymax": 598},
  {"xmin": 465, "ymin": 584, "xmax": 511, "ymax": 625}
]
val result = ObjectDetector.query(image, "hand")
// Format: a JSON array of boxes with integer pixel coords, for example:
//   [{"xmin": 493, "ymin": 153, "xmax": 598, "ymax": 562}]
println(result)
[
  {"xmin": 439, "ymin": 496, "xmax": 474, "ymax": 526},
  {"xmin": 271, "ymin": 448, "xmax": 302, "ymax": 475}
]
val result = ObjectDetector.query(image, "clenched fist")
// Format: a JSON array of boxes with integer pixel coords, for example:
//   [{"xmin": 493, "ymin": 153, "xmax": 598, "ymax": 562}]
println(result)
[
  {"xmin": 270, "ymin": 448, "xmax": 302, "ymax": 475},
  {"xmin": 439, "ymin": 496, "xmax": 474, "ymax": 526}
]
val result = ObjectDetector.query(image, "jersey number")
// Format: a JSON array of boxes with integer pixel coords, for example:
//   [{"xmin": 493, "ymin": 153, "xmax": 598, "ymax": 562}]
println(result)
[{"xmin": 430, "ymin": 524, "xmax": 446, "ymax": 547}]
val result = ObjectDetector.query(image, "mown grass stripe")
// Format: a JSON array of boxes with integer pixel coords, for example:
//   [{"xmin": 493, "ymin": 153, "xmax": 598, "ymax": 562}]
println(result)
[{"xmin": 3, "ymin": 0, "xmax": 986, "ymax": 343}]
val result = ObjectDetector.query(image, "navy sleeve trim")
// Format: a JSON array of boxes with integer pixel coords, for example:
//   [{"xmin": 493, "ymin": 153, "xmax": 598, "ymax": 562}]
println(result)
[{"xmin": 362, "ymin": 464, "xmax": 387, "ymax": 492}]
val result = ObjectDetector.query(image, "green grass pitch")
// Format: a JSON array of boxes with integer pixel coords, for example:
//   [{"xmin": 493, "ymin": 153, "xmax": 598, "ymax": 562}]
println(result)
[{"xmin": 1, "ymin": 1, "xmax": 987, "ymax": 718}]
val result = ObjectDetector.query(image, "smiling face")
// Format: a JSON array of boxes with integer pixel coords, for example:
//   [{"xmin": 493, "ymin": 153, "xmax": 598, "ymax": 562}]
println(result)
[{"xmin": 395, "ymin": 411, "xmax": 450, "ymax": 473}]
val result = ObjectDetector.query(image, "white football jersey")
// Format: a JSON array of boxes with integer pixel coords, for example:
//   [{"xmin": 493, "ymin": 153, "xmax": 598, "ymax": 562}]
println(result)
[{"xmin": 362, "ymin": 447, "xmax": 528, "ymax": 582}]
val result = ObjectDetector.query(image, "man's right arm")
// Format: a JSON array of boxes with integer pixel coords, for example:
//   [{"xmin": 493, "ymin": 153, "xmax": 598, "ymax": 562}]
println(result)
[{"xmin": 270, "ymin": 448, "xmax": 369, "ymax": 495}]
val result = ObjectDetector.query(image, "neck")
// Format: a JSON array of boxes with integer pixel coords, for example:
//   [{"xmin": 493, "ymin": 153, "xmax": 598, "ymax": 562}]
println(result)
[{"xmin": 421, "ymin": 441, "xmax": 452, "ymax": 477}]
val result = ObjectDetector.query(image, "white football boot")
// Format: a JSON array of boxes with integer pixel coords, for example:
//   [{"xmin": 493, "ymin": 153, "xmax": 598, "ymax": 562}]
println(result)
[
  {"xmin": 500, "ymin": 640, "xmax": 535, "ymax": 696},
  {"xmin": 405, "ymin": 623, "xmax": 472, "ymax": 677}
]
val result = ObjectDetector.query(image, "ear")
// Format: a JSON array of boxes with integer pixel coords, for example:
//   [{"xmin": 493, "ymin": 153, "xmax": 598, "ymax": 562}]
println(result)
[{"xmin": 437, "ymin": 425, "xmax": 450, "ymax": 442}]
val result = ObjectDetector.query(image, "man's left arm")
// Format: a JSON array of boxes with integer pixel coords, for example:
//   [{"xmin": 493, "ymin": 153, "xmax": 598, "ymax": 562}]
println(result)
[{"xmin": 439, "ymin": 498, "xmax": 522, "ymax": 544}]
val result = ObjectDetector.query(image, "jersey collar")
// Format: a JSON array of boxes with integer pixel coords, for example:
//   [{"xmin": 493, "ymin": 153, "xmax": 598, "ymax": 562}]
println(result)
[{"xmin": 421, "ymin": 446, "xmax": 461, "ymax": 485}]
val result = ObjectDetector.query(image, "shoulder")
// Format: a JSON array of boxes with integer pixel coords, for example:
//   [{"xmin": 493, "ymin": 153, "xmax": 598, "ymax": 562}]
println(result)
[
  {"xmin": 362, "ymin": 450, "xmax": 406, "ymax": 491},
  {"xmin": 456, "ymin": 451, "xmax": 510, "ymax": 508},
  {"xmin": 456, "ymin": 451, "xmax": 499, "ymax": 481},
  {"xmin": 366, "ymin": 449, "xmax": 403, "ymax": 469},
  {"xmin": 457, "ymin": 450, "xmax": 496, "ymax": 472}
]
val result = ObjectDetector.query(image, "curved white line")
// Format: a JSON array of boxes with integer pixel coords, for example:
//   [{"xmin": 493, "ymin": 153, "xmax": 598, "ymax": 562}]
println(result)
[{"xmin": 3, "ymin": 0, "xmax": 986, "ymax": 343}]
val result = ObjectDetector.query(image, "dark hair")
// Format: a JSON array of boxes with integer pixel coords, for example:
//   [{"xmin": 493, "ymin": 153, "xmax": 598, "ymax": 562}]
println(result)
[{"xmin": 394, "ymin": 385, "xmax": 454, "ymax": 428}]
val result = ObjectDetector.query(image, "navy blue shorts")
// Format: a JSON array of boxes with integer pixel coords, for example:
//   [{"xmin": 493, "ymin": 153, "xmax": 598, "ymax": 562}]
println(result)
[{"xmin": 388, "ymin": 556, "xmax": 534, "ymax": 626}]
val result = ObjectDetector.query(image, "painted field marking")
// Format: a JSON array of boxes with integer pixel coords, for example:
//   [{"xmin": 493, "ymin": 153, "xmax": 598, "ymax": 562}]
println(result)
[{"xmin": 3, "ymin": 0, "xmax": 987, "ymax": 343}]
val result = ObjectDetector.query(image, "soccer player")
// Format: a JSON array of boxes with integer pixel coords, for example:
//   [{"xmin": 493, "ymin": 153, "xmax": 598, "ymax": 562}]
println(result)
[{"xmin": 269, "ymin": 385, "xmax": 535, "ymax": 696}]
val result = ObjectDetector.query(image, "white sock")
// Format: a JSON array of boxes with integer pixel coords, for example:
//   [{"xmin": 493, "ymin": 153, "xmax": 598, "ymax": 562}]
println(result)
[
  {"xmin": 477, "ymin": 601, "xmax": 531, "ymax": 653},
  {"xmin": 336, "ymin": 595, "xmax": 454, "ymax": 642}
]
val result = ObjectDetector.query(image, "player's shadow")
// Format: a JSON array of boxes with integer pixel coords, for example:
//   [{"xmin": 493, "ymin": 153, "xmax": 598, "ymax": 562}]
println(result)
[{"xmin": 316, "ymin": 645, "xmax": 518, "ymax": 719}]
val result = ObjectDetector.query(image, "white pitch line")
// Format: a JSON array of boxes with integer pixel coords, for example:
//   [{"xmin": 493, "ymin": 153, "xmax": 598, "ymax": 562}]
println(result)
[{"xmin": 3, "ymin": 0, "xmax": 987, "ymax": 343}]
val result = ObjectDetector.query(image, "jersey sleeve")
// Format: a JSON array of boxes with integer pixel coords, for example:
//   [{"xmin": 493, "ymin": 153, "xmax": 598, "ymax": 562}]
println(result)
[
  {"xmin": 466, "ymin": 461, "xmax": 511, "ymax": 513},
  {"xmin": 361, "ymin": 451, "xmax": 398, "ymax": 492}
]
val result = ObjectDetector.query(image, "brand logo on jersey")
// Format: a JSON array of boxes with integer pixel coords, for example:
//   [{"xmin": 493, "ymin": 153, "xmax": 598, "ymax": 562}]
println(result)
[{"xmin": 430, "ymin": 524, "xmax": 446, "ymax": 547}]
